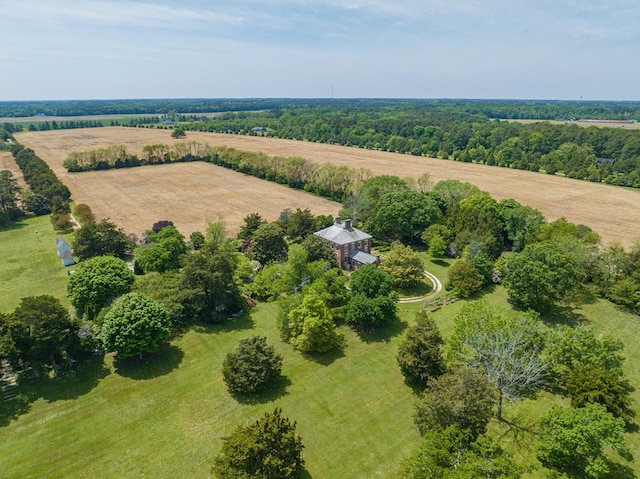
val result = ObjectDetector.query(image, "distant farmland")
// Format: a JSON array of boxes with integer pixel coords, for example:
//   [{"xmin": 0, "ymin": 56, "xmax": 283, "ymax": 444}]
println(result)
[{"xmin": 15, "ymin": 127, "xmax": 640, "ymax": 246}]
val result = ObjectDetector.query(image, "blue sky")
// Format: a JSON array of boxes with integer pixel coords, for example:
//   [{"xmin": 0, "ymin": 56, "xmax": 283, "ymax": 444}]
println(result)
[{"xmin": 1, "ymin": 0, "xmax": 638, "ymax": 101}]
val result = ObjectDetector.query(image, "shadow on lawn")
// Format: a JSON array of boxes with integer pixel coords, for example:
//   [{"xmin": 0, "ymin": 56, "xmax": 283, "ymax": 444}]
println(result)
[
  {"xmin": 539, "ymin": 305, "xmax": 587, "ymax": 327},
  {"xmin": 231, "ymin": 375, "xmax": 292, "ymax": 405},
  {"xmin": 303, "ymin": 345, "xmax": 346, "ymax": 366},
  {"xmin": 0, "ymin": 355, "xmax": 109, "ymax": 427},
  {"xmin": 191, "ymin": 310, "xmax": 255, "ymax": 335},
  {"xmin": 357, "ymin": 317, "xmax": 408, "ymax": 344},
  {"xmin": 496, "ymin": 414, "xmax": 540, "ymax": 454},
  {"xmin": 113, "ymin": 343, "xmax": 184, "ymax": 380}
]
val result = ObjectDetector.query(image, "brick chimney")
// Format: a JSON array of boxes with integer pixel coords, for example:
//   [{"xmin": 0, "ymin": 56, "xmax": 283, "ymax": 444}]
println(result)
[
  {"xmin": 344, "ymin": 219, "xmax": 352, "ymax": 229},
  {"xmin": 335, "ymin": 217, "xmax": 342, "ymax": 226}
]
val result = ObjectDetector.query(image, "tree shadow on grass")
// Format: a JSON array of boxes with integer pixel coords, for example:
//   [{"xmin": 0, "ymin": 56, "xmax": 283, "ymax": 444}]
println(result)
[
  {"xmin": 431, "ymin": 259, "xmax": 449, "ymax": 268},
  {"xmin": 0, "ymin": 392, "xmax": 32, "ymax": 427},
  {"xmin": 540, "ymin": 305, "xmax": 587, "ymax": 327},
  {"xmin": 0, "ymin": 220, "xmax": 29, "ymax": 233},
  {"xmin": 230, "ymin": 375, "xmax": 292, "ymax": 405},
  {"xmin": 191, "ymin": 310, "xmax": 255, "ymax": 335},
  {"xmin": 299, "ymin": 467, "xmax": 314, "ymax": 479},
  {"xmin": 496, "ymin": 413, "xmax": 540, "ymax": 454},
  {"xmin": 113, "ymin": 343, "xmax": 184, "ymax": 380},
  {"xmin": 302, "ymin": 345, "xmax": 346, "ymax": 366},
  {"xmin": 356, "ymin": 317, "xmax": 408, "ymax": 344},
  {"xmin": 0, "ymin": 355, "xmax": 110, "ymax": 427}
]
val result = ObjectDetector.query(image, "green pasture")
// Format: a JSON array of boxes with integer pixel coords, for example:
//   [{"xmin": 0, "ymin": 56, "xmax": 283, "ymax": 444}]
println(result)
[
  {"xmin": 0, "ymin": 215, "xmax": 73, "ymax": 313},
  {"xmin": 1, "ymin": 241, "xmax": 639, "ymax": 478}
]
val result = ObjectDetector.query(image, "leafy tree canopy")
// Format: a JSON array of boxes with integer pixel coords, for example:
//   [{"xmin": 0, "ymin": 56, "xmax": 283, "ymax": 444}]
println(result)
[
  {"xmin": 214, "ymin": 408, "xmax": 305, "ymax": 479},
  {"xmin": 282, "ymin": 291, "xmax": 341, "ymax": 353},
  {"xmin": 222, "ymin": 336, "xmax": 283, "ymax": 394},
  {"xmin": 72, "ymin": 218, "xmax": 131, "ymax": 261},
  {"xmin": 414, "ymin": 367, "xmax": 497, "ymax": 441},
  {"xmin": 67, "ymin": 255, "xmax": 134, "ymax": 320},
  {"xmin": 101, "ymin": 292, "xmax": 171, "ymax": 358},
  {"xmin": 3, "ymin": 296, "xmax": 83, "ymax": 375},
  {"xmin": 536, "ymin": 404, "xmax": 632, "ymax": 479},
  {"xmin": 400, "ymin": 425, "xmax": 522, "ymax": 479},
  {"xmin": 349, "ymin": 264, "xmax": 394, "ymax": 298},
  {"xmin": 397, "ymin": 309, "xmax": 445, "ymax": 387},
  {"xmin": 246, "ymin": 222, "xmax": 288, "ymax": 265},
  {"xmin": 503, "ymin": 240, "xmax": 585, "ymax": 312},
  {"xmin": 380, "ymin": 242, "xmax": 425, "ymax": 289}
]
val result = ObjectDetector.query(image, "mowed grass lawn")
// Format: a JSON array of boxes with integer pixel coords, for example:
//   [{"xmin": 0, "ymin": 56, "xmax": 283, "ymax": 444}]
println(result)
[
  {"xmin": 0, "ymin": 215, "xmax": 74, "ymax": 313},
  {"xmin": 1, "ymin": 244, "xmax": 640, "ymax": 478},
  {"xmin": 0, "ymin": 301, "xmax": 425, "ymax": 479}
]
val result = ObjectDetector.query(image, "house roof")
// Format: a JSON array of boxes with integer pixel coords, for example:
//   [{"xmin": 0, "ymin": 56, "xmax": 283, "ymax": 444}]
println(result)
[
  {"xmin": 348, "ymin": 249, "xmax": 379, "ymax": 265},
  {"xmin": 55, "ymin": 237, "xmax": 72, "ymax": 256},
  {"xmin": 314, "ymin": 221, "xmax": 372, "ymax": 246}
]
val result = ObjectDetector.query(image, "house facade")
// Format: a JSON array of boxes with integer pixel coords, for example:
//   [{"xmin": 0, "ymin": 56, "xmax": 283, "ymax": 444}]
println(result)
[{"xmin": 314, "ymin": 218, "xmax": 379, "ymax": 270}]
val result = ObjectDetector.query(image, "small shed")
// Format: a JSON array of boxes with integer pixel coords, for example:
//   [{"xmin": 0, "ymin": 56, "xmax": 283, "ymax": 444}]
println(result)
[{"xmin": 55, "ymin": 237, "xmax": 75, "ymax": 266}]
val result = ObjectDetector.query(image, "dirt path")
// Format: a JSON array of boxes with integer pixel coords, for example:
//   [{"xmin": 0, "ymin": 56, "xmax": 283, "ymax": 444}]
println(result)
[{"xmin": 399, "ymin": 271, "xmax": 444, "ymax": 303}]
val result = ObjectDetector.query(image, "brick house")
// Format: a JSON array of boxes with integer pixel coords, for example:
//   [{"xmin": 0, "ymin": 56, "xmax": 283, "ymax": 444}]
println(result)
[{"xmin": 314, "ymin": 218, "xmax": 379, "ymax": 270}]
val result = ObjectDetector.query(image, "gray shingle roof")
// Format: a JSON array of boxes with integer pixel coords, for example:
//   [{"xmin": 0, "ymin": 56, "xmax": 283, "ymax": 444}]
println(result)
[
  {"xmin": 348, "ymin": 249, "xmax": 379, "ymax": 265},
  {"xmin": 314, "ymin": 223, "xmax": 372, "ymax": 246}
]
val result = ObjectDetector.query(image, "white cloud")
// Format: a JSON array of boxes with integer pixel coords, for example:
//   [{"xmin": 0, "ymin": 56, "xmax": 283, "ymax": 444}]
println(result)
[{"xmin": 0, "ymin": 0, "xmax": 244, "ymax": 29}]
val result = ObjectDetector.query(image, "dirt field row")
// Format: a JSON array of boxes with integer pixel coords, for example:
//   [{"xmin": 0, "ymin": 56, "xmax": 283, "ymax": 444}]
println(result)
[
  {"xmin": 0, "ymin": 151, "xmax": 27, "ymax": 188},
  {"xmin": 15, "ymin": 127, "xmax": 640, "ymax": 246}
]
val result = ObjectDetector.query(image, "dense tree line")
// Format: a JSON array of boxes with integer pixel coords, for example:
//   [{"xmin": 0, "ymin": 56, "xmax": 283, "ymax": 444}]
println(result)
[
  {"xmin": 9, "ymin": 143, "xmax": 72, "ymax": 229},
  {"xmin": 2, "ymin": 98, "xmax": 640, "ymax": 120},
  {"xmin": 63, "ymin": 142, "xmax": 368, "ymax": 202},
  {"xmin": 177, "ymin": 106, "xmax": 640, "ymax": 188}
]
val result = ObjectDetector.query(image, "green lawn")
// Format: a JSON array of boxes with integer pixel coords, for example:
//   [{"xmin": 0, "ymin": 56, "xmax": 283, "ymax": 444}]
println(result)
[
  {"xmin": 1, "ymin": 240, "xmax": 639, "ymax": 478},
  {"xmin": 0, "ymin": 215, "xmax": 74, "ymax": 313},
  {"xmin": 0, "ymin": 301, "xmax": 425, "ymax": 478}
]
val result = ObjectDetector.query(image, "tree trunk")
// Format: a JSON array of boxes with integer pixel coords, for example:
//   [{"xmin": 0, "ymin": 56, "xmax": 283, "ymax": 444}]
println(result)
[
  {"xmin": 497, "ymin": 391, "xmax": 503, "ymax": 420},
  {"xmin": 50, "ymin": 353, "xmax": 59, "ymax": 377}
]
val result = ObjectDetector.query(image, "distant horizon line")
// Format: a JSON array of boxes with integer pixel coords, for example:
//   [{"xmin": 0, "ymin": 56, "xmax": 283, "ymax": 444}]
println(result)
[{"xmin": 2, "ymin": 97, "xmax": 640, "ymax": 104}]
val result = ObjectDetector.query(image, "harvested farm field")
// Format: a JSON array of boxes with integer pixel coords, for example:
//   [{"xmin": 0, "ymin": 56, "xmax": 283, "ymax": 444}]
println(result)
[
  {"xmin": 0, "ymin": 151, "xmax": 26, "ymax": 188},
  {"xmin": 15, "ymin": 127, "xmax": 640, "ymax": 246}
]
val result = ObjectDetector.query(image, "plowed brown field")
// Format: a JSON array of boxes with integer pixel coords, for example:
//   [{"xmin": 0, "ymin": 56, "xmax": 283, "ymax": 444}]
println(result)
[
  {"xmin": 15, "ymin": 127, "xmax": 640, "ymax": 246},
  {"xmin": 0, "ymin": 151, "xmax": 27, "ymax": 188}
]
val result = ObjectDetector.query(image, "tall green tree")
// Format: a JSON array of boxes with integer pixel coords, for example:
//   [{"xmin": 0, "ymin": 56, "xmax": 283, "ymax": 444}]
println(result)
[
  {"xmin": 446, "ymin": 259, "xmax": 483, "ymax": 298},
  {"xmin": 349, "ymin": 264, "xmax": 394, "ymax": 298},
  {"xmin": 414, "ymin": 367, "xmax": 497, "ymax": 440},
  {"xmin": 397, "ymin": 310, "xmax": 445, "ymax": 387},
  {"xmin": 400, "ymin": 425, "xmax": 522, "ymax": 479},
  {"xmin": 246, "ymin": 222, "xmax": 288, "ymax": 265},
  {"xmin": 368, "ymin": 189, "xmax": 442, "ymax": 243},
  {"xmin": 67, "ymin": 255, "xmax": 135, "ymax": 320},
  {"xmin": 283, "ymin": 291, "xmax": 341, "ymax": 353},
  {"xmin": 4, "ymin": 296, "xmax": 81, "ymax": 375},
  {"xmin": 504, "ymin": 240, "xmax": 584, "ymax": 312},
  {"xmin": 180, "ymin": 248, "xmax": 244, "ymax": 323},
  {"xmin": 135, "ymin": 226, "xmax": 187, "ymax": 273},
  {"xmin": 101, "ymin": 292, "xmax": 171, "ymax": 358},
  {"xmin": 0, "ymin": 170, "xmax": 22, "ymax": 226},
  {"xmin": 222, "ymin": 336, "xmax": 283, "ymax": 394},
  {"xmin": 238, "ymin": 212, "xmax": 266, "ymax": 240},
  {"xmin": 380, "ymin": 242, "xmax": 425, "ymax": 289},
  {"xmin": 72, "ymin": 218, "xmax": 131, "ymax": 260},
  {"xmin": 214, "ymin": 408, "xmax": 305, "ymax": 479}
]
